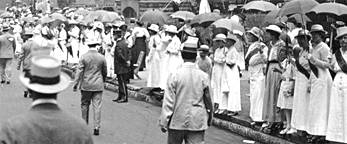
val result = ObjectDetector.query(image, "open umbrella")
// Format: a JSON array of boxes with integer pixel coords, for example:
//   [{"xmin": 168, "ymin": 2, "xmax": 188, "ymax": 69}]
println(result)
[
  {"xmin": 308, "ymin": 2, "xmax": 347, "ymax": 16},
  {"xmin": 89, "ymin": 10, "xmax": 121, "ymax": 23},
  {"xmin": 139, "ymin": 10, "xmax": 168, "ymax": 25},
  {"xmin": 211, "ymin": 19, "xmax": 245, "ymax": 33},
  {"xmin": 21, "ymin": 16, "xmax": 35, "ymax": 23},
  {"xmin": 277, "ymin": 0, "xmax": 319, "ymax": 17},
  {"xmin": 190, "ymin": 12, "xmax": 222, "ymax": 28},
  {"xmin": 50, "ymin": 13, "xmax": 67, "ymax": 21},
  {"xmin": 170, "ymin": 11, "xmax": 195, "ymax": 21},
  {"xmin": 37, "ymin": 16, "xmax": 54, "ymax": 24},
  {"xmin": 0, "ymin": 12, "xmax": 13, "ymax": 18},
  {"xmin": 287, "ymin": 14, "xmax": 311, "ymax": 23},
  {"xmin": 75, "ymin": 9, "xmax": 91, "ymax": 16},
  {"xmin": 242, "ymin": 0, "xmax": 277, "ymax": 12},
  {"xmin": 263, "ymin": 8, "xmax": 280, "ymax": 24},
  {"xmin": 0, "ymin": 10, "xmax": 6, "ymax": 15}
]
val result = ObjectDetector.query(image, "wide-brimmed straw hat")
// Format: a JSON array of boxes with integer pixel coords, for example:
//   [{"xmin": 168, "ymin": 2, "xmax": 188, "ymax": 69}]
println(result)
[
  {"xmin": 295, "ymin": 29, "xmax": 312, "ymax": 40},
  {"xmin": 198, "ymin": 45, "xmax": 210, "ymax": 51},
  {"xmin": 184, "ymin": 28, "xmax": 196, "ymax": 37},
  {"xmin": 213, "ymin": 34, "xmax": 227, "ymax": 42},
  {"xmin": 19, "ymin": 55, "xmax": 70, "ymax": 94},
  {"xmin": 247, "ymin": 27, "xmax": 263, "ymax": 41},
  {"xmin": 226, "ymin": 33, "xmax": 239, "ymax": 43},
  {"xmin": 148, "ymin": 24, "xmax": 159, "ymax": 32},
  {"xmin": 181, "ymin": 38, "xmax": 198, "ymax": 53},
  {"xmin": 265, "ymin": 25, "xmax": 282, "ymax": 35},
  {"xmin": 310, "ymin": 24, "xmax": 327, "ymax": 34},
  {"xmin": 335, "ymin": 26, "xmax": 347, "ymax": 40},
  {"xmin": 165, "ymin": 25, "xmax": 178, "ymax": 34}
]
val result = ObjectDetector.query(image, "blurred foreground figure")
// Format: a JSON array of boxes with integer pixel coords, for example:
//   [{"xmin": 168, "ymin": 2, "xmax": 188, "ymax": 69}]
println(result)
[{"xmin": 0, "ymin": 55, "xmax": 93, "ymax": 144}]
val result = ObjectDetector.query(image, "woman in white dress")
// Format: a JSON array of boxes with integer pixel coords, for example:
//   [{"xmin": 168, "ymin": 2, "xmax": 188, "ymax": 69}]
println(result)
[
  {"xmin": 306, "ymin": 24, "xmax": 332, "ymax": 143},
  {"xmin": 291, "ymin": 30, "xmax": 311, "ymax": 133},
  {"xmin": 326, "ymin": 26, "xmax": 347, "ymax": 143},
  {"xmin": 245, "ymin": 27, "xmax": 268, "ymax": 125},
  {"xmin": 223, "ymin": 33, "xmax": 241, "ymax": 116},
  {"xmin": 146, "ymin": 24, "xmax": 161, "ymax": 87},
  {"xmin": 103, "ymin": 23, "xmax": 115, "ymax": 79},
  {"xmin": 158, "ymin": 25, "xmax": 182, "ymax": 89},
  {"xmin": 211, "ymin": 34, "xmax": 228, "ymax": 114}
]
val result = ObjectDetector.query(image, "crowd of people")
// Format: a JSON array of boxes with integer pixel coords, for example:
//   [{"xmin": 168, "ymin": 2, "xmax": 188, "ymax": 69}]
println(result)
[{"xmin": 0, "ymin": 3, "xmax": 345, "ymax": 144}]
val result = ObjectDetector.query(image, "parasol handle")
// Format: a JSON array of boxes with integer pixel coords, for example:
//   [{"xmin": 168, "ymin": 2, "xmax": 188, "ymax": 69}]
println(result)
[
  {"xmin": 162, "ymin": 0, "xmax": 173, "ymax": 12},
  {"xmin": 301, "ymin": 14, "xmax": 309, "ymax": 52}
]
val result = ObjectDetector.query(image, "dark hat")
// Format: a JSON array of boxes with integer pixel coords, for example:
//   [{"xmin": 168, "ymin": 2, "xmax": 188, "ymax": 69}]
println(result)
[{"xmin": 295, "ymin": 29, "xmax": 311, "ymax": 40}]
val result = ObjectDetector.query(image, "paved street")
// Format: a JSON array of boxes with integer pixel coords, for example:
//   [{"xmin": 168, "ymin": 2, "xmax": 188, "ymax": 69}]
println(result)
[{"xmin": 0, "ymin": 66, "xmax": 261, "ymax": 144}]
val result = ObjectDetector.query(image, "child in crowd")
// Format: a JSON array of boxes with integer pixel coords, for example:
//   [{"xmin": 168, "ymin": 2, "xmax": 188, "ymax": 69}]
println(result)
[{"xmin": 196, "ymin": 45, "xmax": 212, "ymax": 78}]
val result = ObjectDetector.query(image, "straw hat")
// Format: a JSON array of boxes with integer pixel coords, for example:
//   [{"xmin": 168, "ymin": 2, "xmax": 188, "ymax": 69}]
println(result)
[
  {"xmin": 181, "ymin": 37, "xmax": 198, "ymax": 53},
  {"xmin": 19, "ymin": 55, "xmax": 70, "ymax": 94},
  {"xmin": 148, "ymin": 24, "xmax": 159, "ymax": 32},
  {"xmin": 226, "ymin": 33, "xmax": 239, "ymax": 43},
  {"xmin": 295, "ymin": 29, "xmax": 312, "ymax": 40},
  {"xmin": 85, "ymin": 40, "xmax": 101, "ymax": 46},
  {"xmin": 335, "ymin": 26, "xmax": 347, "ymax": 40},
  {"xmin": 198, "ymin": 45, "xmax": 210, "ymax": 51},
  {"xmin": 68, "ymin": 20, "xmax": 78, "ymax": 25},
  {"xmin": 184, "ymin": 28, "xmax": 196, "ymax": 37},
  {"xmin": 310, "ymin": 24, "xmax": 327, "ymax": 34},
  {"xmin": 213, "ymin": 34, "xmax": 227, "ymax": 42},
  {"xmin": 266, "ymin": 25, "xmax": 282, "ymax": 35},
  {"xmin": 247, "ymin": 27, "xmax": 262, "ymax": 38},
  {"xmin": 165, "ymin": 25, "xmax": 178, "ymax": 34}
]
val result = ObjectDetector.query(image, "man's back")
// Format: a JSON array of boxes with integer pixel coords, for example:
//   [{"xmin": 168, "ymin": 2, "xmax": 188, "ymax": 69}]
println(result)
[
  {"xmin": 160, "ymin": 63, "xmax": 212, "ymax": 131},
  {"xmin": 21, "ymin": 40, "xmax": 40, "ymax": 70},
  {"xmin": 0, "ymin": 103, "xmax": 93, "ymax": 144},
  {"xmin": 0, "ymin": 33, "xmax": 15, "ymax": 58},
  {"xmin": 78, "ymin": 50, "xmax": 107, "ymax": 91}
]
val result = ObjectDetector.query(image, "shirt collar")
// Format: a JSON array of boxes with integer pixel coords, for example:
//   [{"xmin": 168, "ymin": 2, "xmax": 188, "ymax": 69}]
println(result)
[
  {"xmin": 89, "ymin": 47, "xmax": 98, "ymax": 51},
  {"xmin": 182, "ymin": 62, "xmax": 196, "ymax": 66},
  {"xmin": 32, "ymin": 99, "xmax": 58, "ymax": 106}
]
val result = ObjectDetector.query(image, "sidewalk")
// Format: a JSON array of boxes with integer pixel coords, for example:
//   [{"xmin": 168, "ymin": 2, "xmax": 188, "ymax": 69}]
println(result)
[{"xmin": 104, "ymin": 70, "xmax": 302, "ymax": 144}]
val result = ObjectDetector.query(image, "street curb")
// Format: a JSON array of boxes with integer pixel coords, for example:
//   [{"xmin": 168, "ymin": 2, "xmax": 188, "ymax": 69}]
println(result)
[{"xmin": 104, "ymin": 82, "xmax": 296, "ymax": 144}]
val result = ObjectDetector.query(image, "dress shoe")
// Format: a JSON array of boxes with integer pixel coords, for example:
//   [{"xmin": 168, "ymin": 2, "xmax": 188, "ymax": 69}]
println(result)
[
  {"xmin": 0, "ymin": 81, "xmax": 5, "ymax": 84},
  {"xmin": 24, "ymin": 91, "xmax": 28, "ymax": 98},
  {"xmin": 117, "ymin": 99, "xmax": 128, "ymax": 103},
  {"xmin": 94, "ymin": 128, "xmax": 99, "ymax": 135},
  {"xmin": 112, "ymin": 98, "xmax": 121, "ymax": 102},
  {"xmin": 6, "ymin": 81, "xmax": 10, "ymax": 84}
]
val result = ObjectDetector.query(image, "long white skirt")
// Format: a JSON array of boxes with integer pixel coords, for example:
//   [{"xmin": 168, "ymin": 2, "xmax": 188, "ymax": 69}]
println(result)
[
  {"xmin": 291, "ymin": 72, "xmax": 310, "ymax": 131},
  {"xmin": 326, "ymin": 72, "xmax": 347, "ymax": 143},
  {"xmin": 249, "ymin": 73, "xmax": 265, "ymax": 122},
  {"xmin": 220, "ymin": 64, "xmax": 241, "ymax": 111}
]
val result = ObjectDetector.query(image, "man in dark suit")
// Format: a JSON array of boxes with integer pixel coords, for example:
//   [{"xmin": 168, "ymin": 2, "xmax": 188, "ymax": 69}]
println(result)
[
  {"xmin": 73, "ymin": 40, "xmax": 107, "ymax": 135},
  {"xmin": 0, "ymin": 55, "xmax": 93, "ymax": 144},
  {"xmin": 113, "ymin": 22, "xmax": 132, "ymax": 103}
]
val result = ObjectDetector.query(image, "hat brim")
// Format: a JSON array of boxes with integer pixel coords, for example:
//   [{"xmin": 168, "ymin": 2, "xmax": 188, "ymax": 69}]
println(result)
[
  {"xmin": 148, "ymin": 28, "xmax": 159, "ymax": 32},
  {"xmin": 213, "ymin": 38, "xmax": 226, "ymax": 42},
  {"xmin": 198, "ymin": 48, "xmax": 209, "ymax": 51},
  {"xmin": 295, "ymin": 34, "xmax": 311, "ymax": 40},
  {"xmin": 166, "ymin": 30, "xmax": 178, "ymax": 34},
  {"xmin": 310, "ymin": 30, "xmax": 327, "ymax": 35},
  {"xmin": 180, "ymin": 49, "xmax": 198, "ymax": 53},
  {"xmin": 184, "ymin": 30, "xmax": 196, "ymax": 37},
  {"xmin": 19, "ymin": 72, "xmax": 71, "ymax": 94},
  {"xmin": 335, "ymin": 31, "xmax": 347, "ymax": 40},
  {"xmin": 266, "ymin": 29, "xmax": 282, "ymax": 35}
]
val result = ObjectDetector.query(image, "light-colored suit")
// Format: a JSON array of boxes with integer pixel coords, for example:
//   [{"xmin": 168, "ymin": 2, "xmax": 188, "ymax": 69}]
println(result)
[
  {"xmin": 159, "ymin": 62, "xmax": 213, "ymax": 144},
  {"xmin": 0, "ymin": 33, "xmax": 16, "ymax": 82},
  {"xmin": 75, "ymin": 49, "xmax": 107, "ymax": 128},
  {"xmin": 0, "ymin": 103, "xmax": 93, "ymax": 144}
]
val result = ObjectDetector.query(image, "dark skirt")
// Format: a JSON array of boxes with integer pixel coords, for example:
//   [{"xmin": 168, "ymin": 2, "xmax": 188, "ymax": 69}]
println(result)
[{"xmin": 131, "ymin": 37, "xmax": 147, "ymax": 70}]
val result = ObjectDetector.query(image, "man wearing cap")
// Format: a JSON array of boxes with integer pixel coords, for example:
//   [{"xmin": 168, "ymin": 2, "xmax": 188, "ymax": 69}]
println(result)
[
  {"xmin": 0, "ymin": 23, "xmax": 16, "ymax": 84},
  {"xmin": 196, "ymin": 45, "xmax": 212, "ymax": 78},
  {"xmin": 112, "ymin": 23, "xmax": 132, "ymax": 103},
  {"xmin": 158, "ymin": 38, "xmax": 213, "ymax": 144},
  {"xmin": 0, "ymin": 55, "xmax": 93, "ymax": 144},
  {"xmin": 17, "ymin": 29, "xmax": 40, "ymax": 98},
  {"xmin": 73, "ymin": 40, "xmax": 107, "ymax": 135}
]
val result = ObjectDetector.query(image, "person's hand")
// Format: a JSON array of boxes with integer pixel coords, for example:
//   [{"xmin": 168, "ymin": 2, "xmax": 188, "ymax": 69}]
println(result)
[
  {"xmin": 160, "ymin": 126, "xmax": 167, "ymax": 133},
  {"xmin": 308, "ymin": 54, "xmax": 312, "ymax": 59},
  {"xmin": 126, "ymin": 61, "xmax": 131, "ymax": 67},
  {"xmin": 17, "ymin": 65, "xmax": 20, "ymax": 70},
  {"xmin": 73, "ymin": 84, "xmax": 78, "ymax": 92}
]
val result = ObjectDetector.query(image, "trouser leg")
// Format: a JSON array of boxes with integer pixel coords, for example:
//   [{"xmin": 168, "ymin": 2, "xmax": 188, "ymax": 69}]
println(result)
[
  {"xmin": 117, "ymin": 74, "xmax": 128, "ymax": 100},
  {"xmin": 4, "ymin": 59, "xmax": 12, "ymax": 82},
  {"xmin": 168, "ymin": 129, "xmax": 186, "ymax": 144},
  {"xmin": 0, "ymin": 59, "xmax": 6, "ymax": 81},
  {"xmin": 185, "ymin": 130, "xmax": 205, "ymax": 144},
  {"xmin": 81, "ymin": 91, "xmax": 92, "ymax": 124},
  {"xmin": 92, "ymin": 91, "xmax": 102, "ymax": 128}
]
